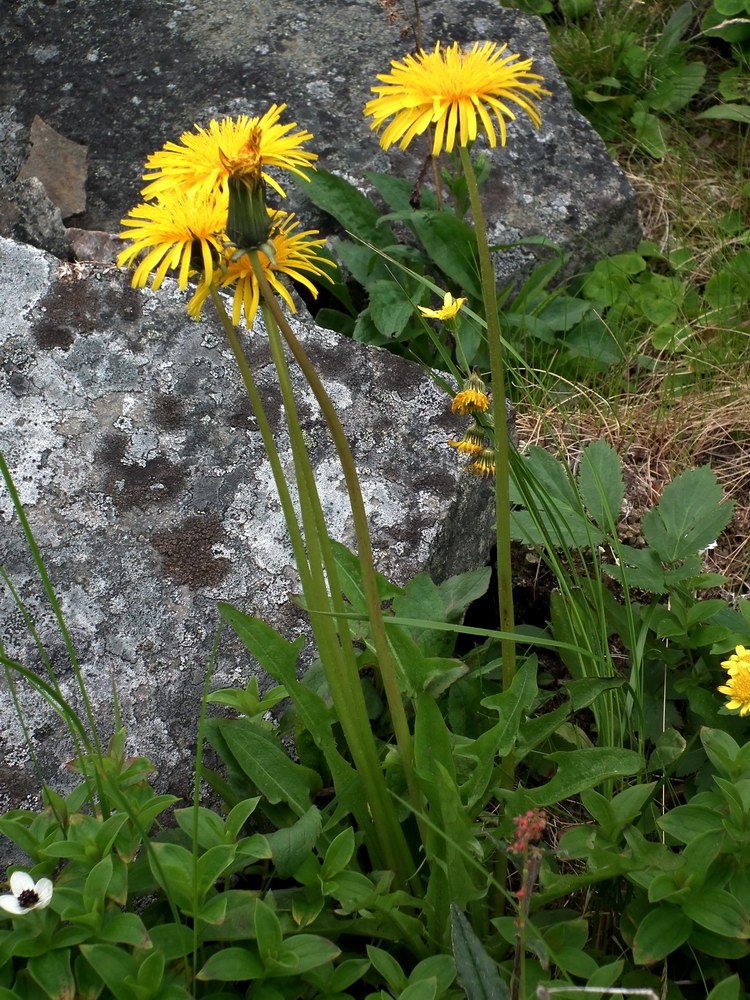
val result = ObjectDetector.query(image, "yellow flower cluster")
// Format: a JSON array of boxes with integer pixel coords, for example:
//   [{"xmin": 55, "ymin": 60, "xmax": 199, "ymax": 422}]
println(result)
[
  {"xmin": 118, "ymin": 106, "xmax": 333, "ymax": 328},
  {"xmin": 718, "ymin": 645, "xmax": 750, "ymax": 716}
]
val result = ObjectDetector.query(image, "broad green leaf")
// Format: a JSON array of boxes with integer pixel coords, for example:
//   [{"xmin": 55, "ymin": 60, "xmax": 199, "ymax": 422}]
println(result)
[
  {"xmin": 269, "ymin": 935, "xmax": 340, "ymax": 976},
  {"xmin": 79, "ymin": 945, "xmax": 140, "ymax": 1000},
  {"xmin": 632, "ymin": 904, "xmax": 692, "ymax": 964},
  {"xmin": 219, "ymin": 719, "xmax": 316, "ymax": 816},
  {"xmin": 577, "ymin": 439, "xmax": 624, "ymax": 530},
  {"xmin": 398, "ymin": 980, "xmax": 437, "ymax": 1000},
  {"xmin": 524, "ymin": 748, "xmax": 643, "ymax": 807},
  {"xmin": 701, "ymin": 727, "xmax": 741, "ymax": 777},
  {"xmin": 649, "ymin": 61, "xmax": 706, "ymax": 113},
  {"xmin": 27, "ymin": 950, "xmax": 75, "ymax": 1000},
  {"xmin": 368, "ymin": 279, "xmax": 424, "ymax": 338},
  {"xmin": 657, "ymin": 805, "xmax": 723, "ymax": 843},
  {"xmin": 450, "ymin": 904, "xmax": 510, "ymax": 1000},
  {"xmin": 683, "ymin": 889, "xmax": 750, "ymax": 937},
  {"xmin": 265, "ymin": 807, "xmax": 322, "ymax": 878},
  {"xmin": 697, "ymin": 104, "xmax": 750, "ymax": 125},
  {"xmin": 293, "ymin": 169, "xmax": 392, "ymax": 248},
  {"xmin": 97, "ymin": 912, "xmax": 150, "ymax": 948},
  {"xmin": 706, "ymin": 974, "xmax": 742, "ymax": 1000},
  {"xmin": 641, "ymin": 466, "xmax": 733, "ymax": 563},
  {"xmin": 197, "ymin": 946, "xmax": 265, "ymax": 981},
  {"xmin": 409, "ymin": 211, "xmax": 481, "ymax": 298},
  {"xmin": 255, "ymin": 898, "xmax": 284, "ymax": 962},
  {"xmin": 321, "ymin": 827, "xmax": 355, "ymax": 880}
]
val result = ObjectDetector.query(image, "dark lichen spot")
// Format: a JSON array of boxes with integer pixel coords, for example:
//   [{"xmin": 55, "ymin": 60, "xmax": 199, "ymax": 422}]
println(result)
[
  {"xmin": 151, "ymin": 392, "xmax": 186, "ymax": 430},
  {"xmin": 151, "ymin": 513, "xmax": 231, "ymax": 588},
  {"xmin": 32, "ymin": 277, "xmax": 142, "ymax": 350},
  {"xmin": 99, "ymin": 433, "xmax": 186, "ymax": 511}
]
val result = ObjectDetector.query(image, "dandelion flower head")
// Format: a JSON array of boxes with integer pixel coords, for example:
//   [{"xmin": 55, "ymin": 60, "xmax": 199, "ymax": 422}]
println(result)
[
  {"xmin": 188, "ymin": 212, "xmax": 334, "ymax": 329},
  {"xmin": 364, "ymin": 40, "xmax": 549, "ymax": 155},
  {"xmin": 468, "ymin": 447, "xmax": 496, "ymax": 479},
  {"xmin": 718, "ymin": 645, "xmax": 750, "ymax": 716},
  {"xmin": 117, "ymin": 188, "xmax": 228, "ymax": 290},
  {"xmin": 141, "ymin": 105, "xmax": 317, "ymax": 201}
]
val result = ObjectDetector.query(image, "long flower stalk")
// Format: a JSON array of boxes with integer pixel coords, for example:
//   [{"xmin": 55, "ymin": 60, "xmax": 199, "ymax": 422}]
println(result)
[
  {"xmin": 458, "ymin": 145, "xmax": 516, "ymax": 693},
  {"xmin": 248, "ymin": 261, "xmax": 418, "ymax": 886},
  {"xmin": 251, "ymin": 259, "xmax": 423, "ymax": 824}
]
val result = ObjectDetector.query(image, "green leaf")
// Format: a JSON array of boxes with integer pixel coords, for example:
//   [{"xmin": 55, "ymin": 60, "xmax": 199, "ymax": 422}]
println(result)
[
  {"xmin": 524, "ymin": 748, "xmax": 643, "ymax": 807},
  {"xmin": 265, "ymin": 807, "xmax": 322, "ymax": 878},
  {"xmin": 697, "ymin": 103, "xmax": 750, "ymax": 124},
  {"xmin": 577, "ymin": 439, "xmax": 624, "ymax": 530},
  {"xmin": 397, "ymin": 981, "xmax": 437, "ymax": 1000},
  {"xmin": 293, "ymin": 169, "xmax": 392, "ymax": 248},
  {"xmin": 367, "ymin": 945, "xmax": 406, "ymax": 994},
  {"xmin": 97, "ymin": 912, "xmax": 150, "ymax": 948},
  {"xmin": 27, "ymin": 950, "xmax": 75, "ymax": 1000},
  {"xmin": 706, "ymin": 974, "xmax": 742, "ymax": 1000},
  {"xmin": 683, "ymin": 889, "xmax": 750, "ymax": 937},
  {"xmin": 641, "ymin": 466, "xmax": 733, "ymax": 563},
  {"xmin": 409, "ymin": 212, "xmax": 481, "ymax": 298},
  {"xmin": 197, "ymin": 946, "xmax": 265, "ymax": 981},
  {"xmin": 477, "ymin": 656, "xmax": 538, "ymax": 759},
  {"xmin": 321, "ymin": 827, "xmax": 355, "ymax": 880},
  {"xmin": 368, "ymin": 279, "xmax": 423, "ymax": 338},
  {"xmin": 269, "ymin": 935, "xmax": 340, "ymax": 976},
  {"xmin": 79, "ymin": 945, "xmax": 140, "ymax": 1000},
  {"xmin": 657, "ymin": 805, "xmax": 724, "ymax": 843},
  {"xmin": 450, "ymin": 904, "xmax": 510, "ymax": 1000},
  {"xmin": 255, "ymin": 898, "xmax": 284, "ymax": 962},
  {"xmin": 632, "ymin": 904, "xmax": 692, "ymax": 964},
  {"xmin": 649, "ymin": 61, "xmax": 706, "ymax": 113},
  {"xmin": 631, "ymin": 108, "xmax": 668, "ymax": 158},
  {"xmin": 219, "ymin": 719, "xmax": 315, "ymax": 816}
]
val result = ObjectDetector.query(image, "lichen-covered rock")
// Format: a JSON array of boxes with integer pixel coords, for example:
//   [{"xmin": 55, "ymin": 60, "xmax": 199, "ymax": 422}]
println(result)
[
  {"xmin": 0, "ymin": 0, "xmax": 640, "ymax": 282},
  {"xmin": 0, "ymin": 235, "xmax": 494, "ymax": 811}
]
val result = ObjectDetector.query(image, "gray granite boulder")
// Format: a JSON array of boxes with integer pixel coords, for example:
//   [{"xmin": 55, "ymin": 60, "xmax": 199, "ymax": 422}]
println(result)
[
  {"xmin": 0, "ymin": 235, "xmax": 494, "ymax": 811},
  {"xmin": 1, "ymin": 0, "xmax": 640, "ymax": 282}
]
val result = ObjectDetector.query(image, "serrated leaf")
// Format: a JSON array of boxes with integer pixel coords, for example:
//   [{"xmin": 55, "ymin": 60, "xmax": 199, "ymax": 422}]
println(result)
[
  {"xmin": 577, "ymin": 439, "xmax": 624, "ymax": 530},
  {"xmin": 293, "ymin": 169, "xmax": 392, "ymax": 248},
  {"xmin": 641, "ymin": 466, "xmax": 733, "ymax": 563}
]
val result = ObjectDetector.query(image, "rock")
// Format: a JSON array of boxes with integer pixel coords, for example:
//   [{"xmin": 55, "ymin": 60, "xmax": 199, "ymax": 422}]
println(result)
[
  {"xmin": 0, "ymin": 177, "xmax": 72, "ymax": 260},
  {"xmin": 16, "ymin": 115, "xmax": 87, "ymax": 220},
  {"xmin": 0, "ymin": 235, "xmax": 495, "ymax": 811},
  {"xmin": 67, "ymin": 227, "xmax": 120, "ymax": 264},
  {"xmin": 0, "ymin": 0, "xmax": 640, "ymax": 285}
]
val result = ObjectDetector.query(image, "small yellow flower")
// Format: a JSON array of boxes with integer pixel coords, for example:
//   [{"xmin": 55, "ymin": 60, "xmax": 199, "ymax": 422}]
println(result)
[
  {"xmin": 140, "ymin": 106, "xmax": 316, "ymax": 201},
  {"xmin": 118, "ymin": 188, "xmax": 228, "ymax": 289},
  {"xmin": 188, "ymin": 212, "xmax": 334, "ymax": 328},
  {"xmin": 364, "ymin": 40, "xmax": 549, "ymax": 155},
  {"xmin": 419, "ymin": 291, "xmax": 467, "ymax": 321},
  {"xmin": 449, "ymin": 422, "xmax": 485, "ymax": 457},
  {"xmin": 468, "ymin": 447, "xmax": 496, "ymax": 479},
  {"xmin": 451, "ymin": 371, "xmax": 489, "ymax": 415},
  {"xmin": 719, "ymin": 645, "xmax": 750, "ymax": 715}
]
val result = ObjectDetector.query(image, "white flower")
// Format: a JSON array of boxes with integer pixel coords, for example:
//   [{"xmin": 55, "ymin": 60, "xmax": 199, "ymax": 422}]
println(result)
[{"xmin": 0, "ymin": 871, "xmax": 53, "ymax": 915}]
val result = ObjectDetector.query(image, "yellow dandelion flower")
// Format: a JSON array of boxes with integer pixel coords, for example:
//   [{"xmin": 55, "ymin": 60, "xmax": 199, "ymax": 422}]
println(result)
[
  {"xmin": 718, "ymin": 646, "xmax": 750, "ymax": 715},
  {"xmin": 364, "ymin": 40, "xmax": 550, "ymax": 155},
  {"xmin": 141, "ymin": 106, "xmax": 316, "ymax": 201},
  {"xmin": 188, "ymin": 212, "xmax": 334, "ymax": 328},
  {"xmin": 720, "ymin": 645, "xmax": 750, "ymax": 676},
  {"xmin": 451, "ymin": 370, "xmax": 489, "ymax": 415},
  {"xmin": 468, "ymin": 447, "xmax": 496, "ymax": 478},
  {"xmin": 117, "ymin": 187, "xmax": 228, "ymax": 290},
  {"xmin": 449, "ymin": 422, "xmax": 485, "ymax": 456},
  {"xmin": 419, "ymin": 291, "xmax": 467, "ymax": 321}
]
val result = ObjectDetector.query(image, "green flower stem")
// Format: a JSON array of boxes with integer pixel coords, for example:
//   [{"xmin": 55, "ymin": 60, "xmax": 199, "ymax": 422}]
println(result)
[
  {"xmin": 246, "ymin": 261, "xmax": 417, "ymax": 889},
  {"xmin": 209, "ymin": 289, "xmax": 380, "ymax": 853},
  {"xmin": 208, "ymin": 287, "xmax": 312, "ymax": 594},
  {"xmin": 251, "ymin": 261, "xmax": 422, "ymax": 826},
  {"xmin": 458, "ymin": 145, "xmax": 516, "ymax": 693},
  {"xmin": 458, "ymin": 145, "xmax": 516, "ymax": 916}
]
